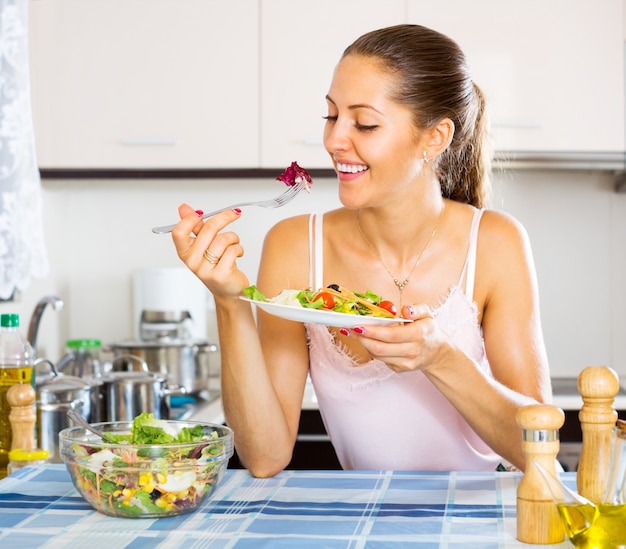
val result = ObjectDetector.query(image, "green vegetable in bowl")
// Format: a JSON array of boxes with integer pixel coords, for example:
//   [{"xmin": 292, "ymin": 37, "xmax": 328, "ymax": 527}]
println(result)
[{"xmin": 61, "ymin": 414, "xmax": 232, "ymax": 518}]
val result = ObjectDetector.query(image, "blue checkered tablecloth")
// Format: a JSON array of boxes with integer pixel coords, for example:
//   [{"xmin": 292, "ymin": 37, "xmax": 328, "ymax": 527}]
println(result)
[{"xmin": 0, "ymin": 465, "xmax": 574, "ymax": 548}]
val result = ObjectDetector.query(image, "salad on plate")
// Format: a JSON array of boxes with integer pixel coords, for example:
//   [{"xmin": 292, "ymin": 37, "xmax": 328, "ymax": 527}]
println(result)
[{"xmin": 243, "ymin": 284, "xmax": 398, "ymax": 318}]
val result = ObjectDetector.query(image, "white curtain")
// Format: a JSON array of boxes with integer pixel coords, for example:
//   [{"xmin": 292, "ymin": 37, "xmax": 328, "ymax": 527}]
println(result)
[{"xmin": 0, "ymin": 0, "xmax": 48, "ymax": 299}]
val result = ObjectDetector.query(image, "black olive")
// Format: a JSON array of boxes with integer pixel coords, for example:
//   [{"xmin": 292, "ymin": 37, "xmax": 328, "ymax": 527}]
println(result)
[{"xmin": 327, "ymin": 284, "xmax": 340, "ymax": 291}]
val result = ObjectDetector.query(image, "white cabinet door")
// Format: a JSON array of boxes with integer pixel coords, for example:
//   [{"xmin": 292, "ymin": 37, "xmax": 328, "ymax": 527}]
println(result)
[
  {"xmin": 29, "ymin": 0, "xmax": 259, "ymax": 169},
  {"xmin": 260, "ymin": 0, "xmax": 405, "ymax": 169},
  {"xmin": 407, "ymin": 0, "xmax": 625, "ymax": 153}
]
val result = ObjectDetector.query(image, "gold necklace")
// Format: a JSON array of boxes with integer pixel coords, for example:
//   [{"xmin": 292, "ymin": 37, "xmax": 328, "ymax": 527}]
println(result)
[{"xmin": 357, "ymin": 203, "xmax": 444, "ymax": 303}]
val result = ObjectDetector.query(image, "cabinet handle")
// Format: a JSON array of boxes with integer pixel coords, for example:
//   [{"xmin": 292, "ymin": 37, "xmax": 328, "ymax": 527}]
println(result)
[
  {"xmin": 492, "ymin": 122, "xmax": 543, "ymax": 129},
  {"xmin": 119, "ymin": 139, "xmax": 177, "ymax": 146},
  {"xmin": 296, "ymin": 434, "xmax": 330, "ymax": 442}
]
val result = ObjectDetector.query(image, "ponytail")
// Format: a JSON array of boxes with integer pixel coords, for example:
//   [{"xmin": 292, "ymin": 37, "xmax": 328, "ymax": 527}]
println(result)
[{"xmin": 437, "ymin": 83, "xmax": 492, "ymax": 208}]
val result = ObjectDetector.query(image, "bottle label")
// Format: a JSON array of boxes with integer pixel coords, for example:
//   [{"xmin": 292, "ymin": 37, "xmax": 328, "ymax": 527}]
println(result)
[{"xmin": 0, "ymin": 367, "xmax": 32, "ymax": 384}]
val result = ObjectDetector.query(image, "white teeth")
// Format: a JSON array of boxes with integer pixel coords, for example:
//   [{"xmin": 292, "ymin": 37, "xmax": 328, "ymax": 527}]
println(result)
[{"xmin": 337, "ymin": 162, "xmax": 368, "ymax": 174}]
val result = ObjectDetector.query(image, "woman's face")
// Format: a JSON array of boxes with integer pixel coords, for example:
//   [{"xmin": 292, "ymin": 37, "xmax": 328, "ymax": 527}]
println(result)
[{"xmin": 323, "ymin": 54, "xmax": 426, "ymax": 209}]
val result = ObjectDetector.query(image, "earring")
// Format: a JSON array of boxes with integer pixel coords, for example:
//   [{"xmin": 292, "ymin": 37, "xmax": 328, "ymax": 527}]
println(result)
[{"xmin": 423, "ymin": 151, "xmax": 430, "ymax": 163}]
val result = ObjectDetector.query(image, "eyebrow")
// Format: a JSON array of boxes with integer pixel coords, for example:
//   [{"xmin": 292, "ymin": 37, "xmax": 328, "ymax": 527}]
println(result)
[{"xmin": 325, "ymin": 95, "xmax": 383, "ymax": 115}]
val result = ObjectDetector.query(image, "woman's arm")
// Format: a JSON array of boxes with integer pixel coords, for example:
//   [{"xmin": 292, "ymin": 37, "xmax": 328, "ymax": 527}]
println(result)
[
  {"xmin": 172, "ymin": 206, "xmax": 311, "ymax": 477},
  {"xmin": 219, "ymin": 216, "xmax": 312, "ymax": 477}
]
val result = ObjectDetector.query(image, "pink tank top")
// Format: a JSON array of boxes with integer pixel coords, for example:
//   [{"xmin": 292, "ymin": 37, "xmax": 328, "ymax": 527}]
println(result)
[{"xmin": 305, "ymin": 209, "xmax": 501, "ymax": 471}]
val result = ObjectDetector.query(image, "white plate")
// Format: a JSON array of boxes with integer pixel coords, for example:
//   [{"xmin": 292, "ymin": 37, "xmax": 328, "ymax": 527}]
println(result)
[{"xmin": 240, "ymin": 297, "xmax": 410, "ymax": 327}]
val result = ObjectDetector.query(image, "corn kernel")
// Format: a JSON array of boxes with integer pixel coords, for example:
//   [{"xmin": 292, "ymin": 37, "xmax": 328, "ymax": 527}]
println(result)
[
  {"xmin": 138, "ymin": 473, "xmax": 151, "ymax": 486},
  {"xmin": 142, "ymin": 483, "xmax": 156, "ymax": 493},
  {"xmin": 177, "ymin": 489, "xmax": 189, "ymax": 500},
  {"xmin": 156, "ymin": 473, "xmax": 167, "ymax": 484}
]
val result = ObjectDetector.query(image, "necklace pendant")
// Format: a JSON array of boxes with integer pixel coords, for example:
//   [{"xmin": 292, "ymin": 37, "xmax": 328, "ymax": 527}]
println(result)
[{"xmin": 394, "ymin": 278, "xmax": 409, "ymax": 291}]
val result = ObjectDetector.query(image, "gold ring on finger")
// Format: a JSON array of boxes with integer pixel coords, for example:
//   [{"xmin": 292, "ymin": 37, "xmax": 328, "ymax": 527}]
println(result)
[{"xmin": 204, "ymin": 249, "xmax": 221, "ymax": 264}]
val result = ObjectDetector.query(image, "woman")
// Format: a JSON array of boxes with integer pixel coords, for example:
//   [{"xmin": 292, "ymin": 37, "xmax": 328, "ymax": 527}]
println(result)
[{"xmin": 172, "ymin": 24, "xmax": 552, "ymax": 476}]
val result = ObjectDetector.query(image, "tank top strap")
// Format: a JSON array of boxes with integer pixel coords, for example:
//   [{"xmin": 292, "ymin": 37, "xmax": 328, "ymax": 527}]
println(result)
[
  {"xmin": 457, "ymin": 208, "xmax": 484, "ymax": 301},
  {"xmin": 308, "ymin": 213, "xmax": 324, "ymax": 289}
]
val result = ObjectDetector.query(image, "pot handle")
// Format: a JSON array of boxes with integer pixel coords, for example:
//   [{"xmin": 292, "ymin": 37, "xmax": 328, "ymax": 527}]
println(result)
[
  {"xmin": 34, "ymin": 357, "xmax": 60, "ymax": 378},
  {"xmin": 163, "ymin": 384, "xmax": 187, "ymax": 397},
  {"xmin": 111, "ymin": 354, "xmax": 149, "ymax": 373},
  {"xmin": 196, "ymin": 343, "xmax": 219, "ymax": 354}
]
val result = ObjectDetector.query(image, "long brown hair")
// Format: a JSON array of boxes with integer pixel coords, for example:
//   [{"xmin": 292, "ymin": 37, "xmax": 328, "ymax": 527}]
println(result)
[{"xmin": 343, "ymin": 24, "xmax": 492, "ymax": 208}]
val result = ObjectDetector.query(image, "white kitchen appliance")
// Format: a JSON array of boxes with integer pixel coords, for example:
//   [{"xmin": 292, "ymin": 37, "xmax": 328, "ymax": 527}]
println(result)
[{"xmin": 132, "ymin": 267, "xmax": 210, "ymax": 341}]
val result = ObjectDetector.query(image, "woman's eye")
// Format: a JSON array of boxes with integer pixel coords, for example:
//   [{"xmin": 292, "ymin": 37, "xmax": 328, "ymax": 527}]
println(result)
[
  {"xmin": 322, "ymin": 115, "xmax": 337, "ymax": 122},
  {"xmin": 355, "ymin": 123, "xmax": 378, "ymax": 132}
]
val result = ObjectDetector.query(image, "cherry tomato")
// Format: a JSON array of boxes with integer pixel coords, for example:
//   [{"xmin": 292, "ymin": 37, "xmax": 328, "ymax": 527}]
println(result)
[
  {"xmin": 314, "ymin": 291, "xmax": 337, "ymax": 310},
  {"xmin": 378, "ymin": 300, "xmax": 397, "ymax": 316}
]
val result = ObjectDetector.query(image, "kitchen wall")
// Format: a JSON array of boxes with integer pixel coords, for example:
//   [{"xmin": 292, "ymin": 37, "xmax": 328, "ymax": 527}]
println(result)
[{"xmin": 2, "ymin": 168, "xmax": 625, "ymax": 379}]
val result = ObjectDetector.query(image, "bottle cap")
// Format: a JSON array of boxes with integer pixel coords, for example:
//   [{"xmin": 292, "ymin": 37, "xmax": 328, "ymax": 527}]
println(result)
[
  {"xmin": 66, "ymin": 339, "xmax": 102, "ymax": 349},
  {"xmin": 0, "ymin": 314, "xmax": 19, "ymax": 328},
  {"xmin": 8, "ymin": 448, "xmax": 50, "ymax": 461}
]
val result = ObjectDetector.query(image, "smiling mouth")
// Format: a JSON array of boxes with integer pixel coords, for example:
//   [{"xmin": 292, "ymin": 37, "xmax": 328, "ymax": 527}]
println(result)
[{"xmin": 336, "ymin": 162, "xmax": 369, "ymax": 174}]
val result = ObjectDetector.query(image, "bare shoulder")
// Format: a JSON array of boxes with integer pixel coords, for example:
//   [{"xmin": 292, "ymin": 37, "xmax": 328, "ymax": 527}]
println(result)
[
  {"xmin": 263, "ymin": 214, "xmax": 313, "ymax": 260},
  {"xmin": 476, "ymin": 209, "xmax": 537, "ymax": 299},
  {"xmin": 258, "ymin": 214, "xmax": 314, "ymax": 295},
  {"xmin": 478, "ymin": 209, "xmax": 532, "ymax": 260}
]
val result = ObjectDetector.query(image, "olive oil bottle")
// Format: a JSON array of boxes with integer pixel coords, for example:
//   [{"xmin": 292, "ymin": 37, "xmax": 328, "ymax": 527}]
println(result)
[
  {"xmin": 0, "ymin": 314, "xmax": 34, "ymax": 479},
  {"xmin": 557, "ymin": 502, "xmax": 626, "ymax": 548}
]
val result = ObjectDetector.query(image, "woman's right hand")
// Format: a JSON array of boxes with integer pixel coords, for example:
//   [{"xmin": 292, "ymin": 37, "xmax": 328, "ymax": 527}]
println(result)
[{"xmin": 171, "ymin": 203, "xmax": 250, "ymax": 299}]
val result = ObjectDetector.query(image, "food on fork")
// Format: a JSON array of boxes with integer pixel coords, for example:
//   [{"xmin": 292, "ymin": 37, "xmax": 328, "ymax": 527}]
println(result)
[
  {"xmin": 243, "ymin": 284, "xmax": 397, "ymax": 318},
  {"xmin": 277, "ymin": 161, "xmax": 313, "ymax": 192}
]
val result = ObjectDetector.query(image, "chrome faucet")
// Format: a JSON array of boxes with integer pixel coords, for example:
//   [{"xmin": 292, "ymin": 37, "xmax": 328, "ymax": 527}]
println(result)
[{"xmin": 27, "ymin": 295, "xmax": 64, "ymax": 357}]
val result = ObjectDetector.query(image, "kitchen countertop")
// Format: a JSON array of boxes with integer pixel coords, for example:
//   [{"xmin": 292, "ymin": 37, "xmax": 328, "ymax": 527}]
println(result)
[
  {"xmin": 0, "ymin": 465, "xmax": 576, "ymax": 547},
  {"xmin": 551, "ymin": 377, "xmax": 626, "ymax": 411},
  {"xmin": 186, "ymin": 377, "xmax": 626, "ymax": 426}
]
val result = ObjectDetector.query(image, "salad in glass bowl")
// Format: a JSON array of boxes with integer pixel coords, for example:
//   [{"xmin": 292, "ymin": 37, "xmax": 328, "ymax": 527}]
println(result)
[{"xmin": 59, "ymin": 413, "xmax": 233, "ymax": 518}]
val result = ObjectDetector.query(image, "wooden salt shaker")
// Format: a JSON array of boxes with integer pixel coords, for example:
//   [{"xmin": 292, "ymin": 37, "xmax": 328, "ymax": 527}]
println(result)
[
  {"xmin": 6, "ymin": 383, "xmax": 37, "ymax": 450},
  {"xmin": 516, "ymin": 404, "xmax": 565, "ymax": 544},
  {"xmin": 577, "ymin": 365, "xmax": 620, "ymax": 503}
]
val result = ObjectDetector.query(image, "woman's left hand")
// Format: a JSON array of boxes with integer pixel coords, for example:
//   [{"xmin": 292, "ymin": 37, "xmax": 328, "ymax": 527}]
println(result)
[{"xmin": 348, "ymin": 303, "xmax": 451, "ymax": 373}]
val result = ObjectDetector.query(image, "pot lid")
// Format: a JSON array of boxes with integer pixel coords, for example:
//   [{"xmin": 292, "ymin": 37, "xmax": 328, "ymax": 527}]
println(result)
[
  {"xmin": 37, "ymin": 373, "xmax": 97, "ymax": 403},
  {"xmin": 36, "ymin": 371, "xmax": 96, "ymax": 390},
  {"xmin": 109, "ymin": 338, "xmax": 211, "ymax": 349},
  {"xmin": 102, "ymin": 370, "xmax": 167, "ymax": 383}
]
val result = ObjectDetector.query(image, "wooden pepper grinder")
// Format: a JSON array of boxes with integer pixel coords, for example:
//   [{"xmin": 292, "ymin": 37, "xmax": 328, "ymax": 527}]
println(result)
[
  {"xmin": 6, "ymin": 383, "xmax": 37, "ymax": 450},
  {"xmin": 516, "ymin": 404, "xmax": 565, "ymax": 544},
  {"xmin": 577, "ymin": 365, "xmax": 620, "ymax": 503}
]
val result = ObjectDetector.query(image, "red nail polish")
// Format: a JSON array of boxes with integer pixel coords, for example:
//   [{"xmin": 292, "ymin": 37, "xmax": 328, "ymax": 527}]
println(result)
[
  {"xmin": 339, "ymin": 328, "xmax": 350, "ymax": 337},
  {"xmin": 233, "ymin": 208, "xmax": 242, "ymax": 215},
  {"xmin": 195, "ymin": 209, "xmax": 203, "ymax": 216},
  {"xmin": 353, "ymin": 326, "xmax": 365, "ymax": 335}
]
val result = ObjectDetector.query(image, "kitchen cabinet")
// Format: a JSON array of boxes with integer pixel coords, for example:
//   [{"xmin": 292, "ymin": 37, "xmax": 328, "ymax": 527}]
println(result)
[
  {"xmin": 29, "ymin": 0, "xmax": 626, "ymax": 171},
  {"xmin": 28, "ymin": 0, "xmax": 259, "ymax": 169},
  {"xmin": 259, "ymin": 0, "xmax": 406, "ymax": 169},
  {"xmin": 408, "ymin": 0, "xmax": 625, "ymax": 156}
]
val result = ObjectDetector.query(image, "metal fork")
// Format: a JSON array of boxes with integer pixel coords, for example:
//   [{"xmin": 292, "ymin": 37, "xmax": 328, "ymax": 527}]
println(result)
[{"xmin": 152, "ymin": 179, "xmax": 307, "ymax": 234}]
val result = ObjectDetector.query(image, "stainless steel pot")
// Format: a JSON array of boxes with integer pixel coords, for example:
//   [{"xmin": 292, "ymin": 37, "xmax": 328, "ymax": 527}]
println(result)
[
  {"xmin": 108, "ymin": 339, "xmax": 218, "ymax": 394},
  {"xmin": 35, "ymin": 359, "xmax": 104, "ymax": 463},
  {"xmin": 101, "ymin": 358, "xmax": 186, "ymax": 421}
]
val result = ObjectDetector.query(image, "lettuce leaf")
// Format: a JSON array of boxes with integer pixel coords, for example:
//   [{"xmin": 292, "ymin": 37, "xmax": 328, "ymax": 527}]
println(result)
[{"xmin": 242, "ymin": 285, "xmax": 268, "ymax": 302}]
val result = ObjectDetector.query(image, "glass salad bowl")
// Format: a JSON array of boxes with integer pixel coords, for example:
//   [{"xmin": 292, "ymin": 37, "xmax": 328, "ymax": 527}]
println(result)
[{"xmin": 59, "ymin": 416, "xmax": 233, "ymax": 518}]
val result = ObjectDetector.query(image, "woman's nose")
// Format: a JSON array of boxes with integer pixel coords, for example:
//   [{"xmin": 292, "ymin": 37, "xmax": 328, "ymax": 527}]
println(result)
[{"xmin": 323, "ymin": 121, "xmax": 351, "ymax": 154}]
